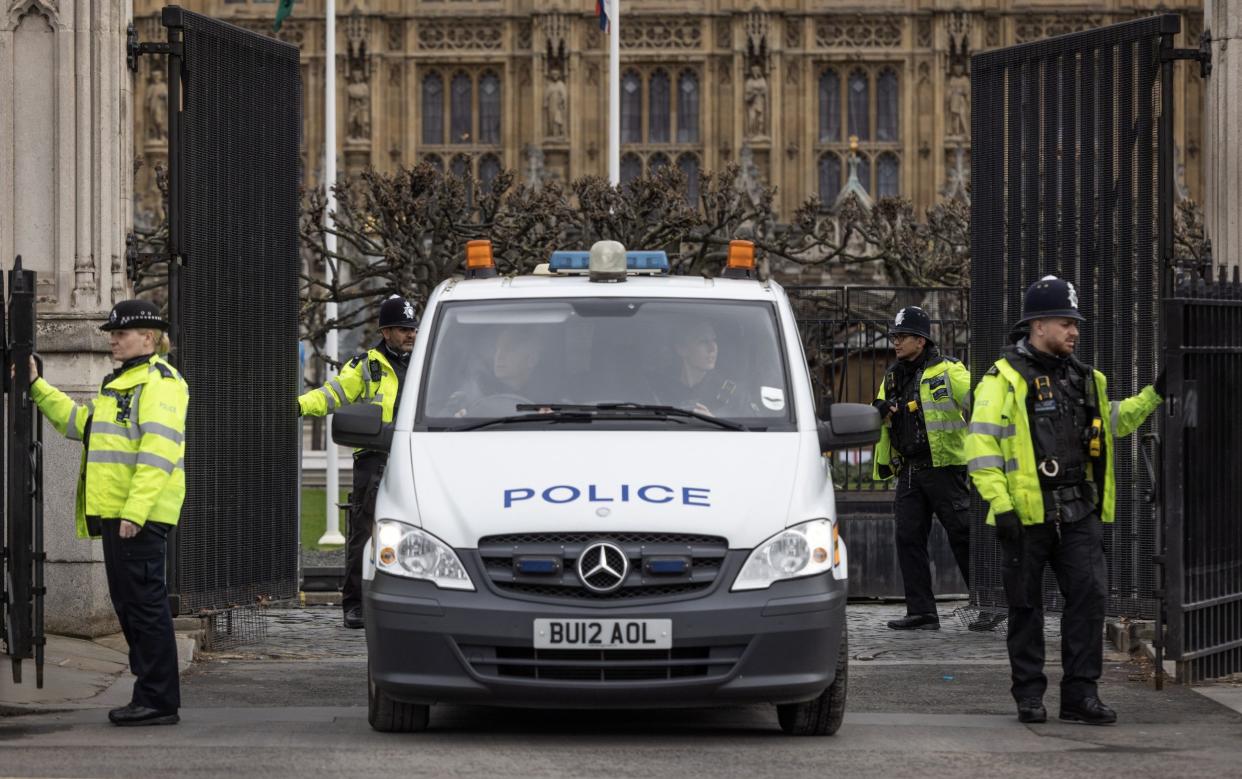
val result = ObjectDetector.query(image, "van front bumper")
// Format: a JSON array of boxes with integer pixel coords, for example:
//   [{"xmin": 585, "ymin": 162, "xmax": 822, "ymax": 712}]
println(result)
[{"xmin": 363, "ymin": 552, "xmax": 847, "ymax": 709}]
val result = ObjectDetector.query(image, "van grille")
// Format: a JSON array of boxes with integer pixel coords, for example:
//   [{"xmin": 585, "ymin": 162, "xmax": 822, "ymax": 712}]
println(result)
[
  {"xmin": 459, "ymin": 644, "xmax": 745, "ymax": 682},
  {"xmin": 475, "ymin": 532, "xmax": 729, "ymax": 603}
]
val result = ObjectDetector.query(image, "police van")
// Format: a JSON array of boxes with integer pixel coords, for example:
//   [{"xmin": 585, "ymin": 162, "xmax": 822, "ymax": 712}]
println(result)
[{"xmin": 333, "ymin": 239, "xmax": 882, "ymax": 735}]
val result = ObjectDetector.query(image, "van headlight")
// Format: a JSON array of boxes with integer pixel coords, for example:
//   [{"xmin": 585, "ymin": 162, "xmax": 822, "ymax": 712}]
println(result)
[
  {"xmin": 732, "ymin": 519, "xmax": 837, "ymax": 591},
  {"xmin": 373, "ymin": 520, "xmax": 474, "ymax": 591}
]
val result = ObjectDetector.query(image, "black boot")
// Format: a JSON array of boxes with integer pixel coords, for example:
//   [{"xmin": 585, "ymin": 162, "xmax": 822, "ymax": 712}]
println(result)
[
  {"xmin": 343, "ymin": 604, "xmax": 364, "ymax": 629},
  {"xmin": 1016, "ymin": 697, "xmax": 1046, "ymax": 723},
  {"xmin": 1059, "ymin": 696, "xmax": 1117, "ymax": 725},
  {"xmin": 108, "ymin": 703, "xmax": 179, "ymax": 726},
  {"xmin": 886, "ymin": 614, "xmax": 940, "ymax": 630}
]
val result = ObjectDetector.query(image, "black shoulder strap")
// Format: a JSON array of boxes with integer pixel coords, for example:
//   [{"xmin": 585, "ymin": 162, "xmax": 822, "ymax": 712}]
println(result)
[{"xmin": 151, "ymin": 360, "xmax": 174, "ymax": 380}]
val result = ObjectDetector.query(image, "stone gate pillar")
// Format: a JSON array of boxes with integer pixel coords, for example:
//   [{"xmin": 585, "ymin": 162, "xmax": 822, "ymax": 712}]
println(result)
[
  {"xmin": 1204, "ymin": 0, "xmax": 1240, "ymax": 270},
  {"xmin": 1, "ymin": 0, "xmax": 132, "ymax": 636}
]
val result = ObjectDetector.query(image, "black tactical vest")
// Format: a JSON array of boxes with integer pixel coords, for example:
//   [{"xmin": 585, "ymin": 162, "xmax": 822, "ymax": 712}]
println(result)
[
  {"xmin": 1007, "ymin": 345, "xmax": 1097, "ymax": 488},
  {"xmin": 884, "ymin": 359, "xmax": 932, "ymax": 465}
]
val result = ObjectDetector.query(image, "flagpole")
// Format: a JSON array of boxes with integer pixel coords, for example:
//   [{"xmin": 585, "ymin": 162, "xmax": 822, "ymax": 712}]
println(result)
[
  {"xmin": 608, "ymin": 0, "xmax": 620, "ymax": 186},
  {"xmin": 319, "ymin": 0, "xmax": 345, "ymax": 546}
]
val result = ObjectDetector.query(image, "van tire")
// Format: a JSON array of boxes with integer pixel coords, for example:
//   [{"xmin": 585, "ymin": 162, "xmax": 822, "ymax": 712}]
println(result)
[
  {"xmin": 776, "ymin": 628, "xmax": 848, "ymax": 736},
  {"xmin": 368, "ymin": 667, "xmax": 430, "ymax": 733}
]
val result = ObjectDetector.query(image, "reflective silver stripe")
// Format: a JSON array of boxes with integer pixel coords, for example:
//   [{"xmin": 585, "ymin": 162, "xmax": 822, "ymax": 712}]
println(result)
[
  {"xmin": 1111, "ymin": 400, "xmax": 1120, "ymax": 432},
  {"xmin": 327, "ymin": 378, "xmax": 348, "ymax": 403},
  {"xmin": 372, "ymin": 393, "xmax": 384, "ymax": 403},
  {"xmin": 925, "ymin": 419, "xmax": 967, "ymax": 432},
  {"xmin": 139, "ymin": 421, "xmax": 184, "ymax": 445},
  {"xmin": 136, "ymin": 452, "xmax": 178, "ymax": 474},
  {"xmin": 922, "ymin": 401, "xmax": 958, "ymax": 412},
  {"xmin": 969, "ymin": 421, "xmax": 1016, "ymax": 438},
  {"xmin": 968, "ymin": 455, "xmax": 1005, "ymax": 472},
  {"xmin": 87, "ymin": 450, "xmax": 138, "ymax": 467},
  {"xmin": 1005, "ymin": 458, "xmax": 1019, "ymax": 473},
  {"xmin": 91, "ymin": 421, "xmax": 135, "ymax": 439},
  {"xmin": 66, "ymin": 406, "xmax": 83, "ymax": 441},
  {"xmin": 318, "ymin": 385, "xmax": 339, "ymax": 412},
  {"xmin": 86, "ymin": 399, "xmax": 95, "ymax": 412}
]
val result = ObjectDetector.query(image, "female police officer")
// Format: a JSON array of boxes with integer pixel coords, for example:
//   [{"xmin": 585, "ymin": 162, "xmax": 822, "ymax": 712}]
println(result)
[{"xmin": 25, "ymin": 299, "xmax": 188, "ymax": 726}]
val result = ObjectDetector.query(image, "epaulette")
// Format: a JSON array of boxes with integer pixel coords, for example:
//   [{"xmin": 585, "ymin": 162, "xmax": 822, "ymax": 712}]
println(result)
[
  {"xmin": 985, "ymin": 364, "xmax": 1000, "ymax": 377},
  {"xmin": 940, "ymin": 355, "xmax": 961, "ymax": 364},
  {"xmin": 346, "ymin": 354, "xmax": 366, "ymax": 368},
  {"xmin": 148, "ymin": 360, "xmax": 176, "ymax": 380}
]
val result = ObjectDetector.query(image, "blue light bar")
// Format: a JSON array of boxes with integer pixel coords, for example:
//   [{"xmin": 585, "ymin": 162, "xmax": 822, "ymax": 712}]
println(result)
[
  {"xmin": 646, "ymin": 558, "xmax": 688, "ymax": 575},
  {"xmin": 547, "ymin": 250, "xmax": 670, "ymax": 273},
  {"xmin": 516, "ymin": 558, "xmax": 560, "ymax": 575}
]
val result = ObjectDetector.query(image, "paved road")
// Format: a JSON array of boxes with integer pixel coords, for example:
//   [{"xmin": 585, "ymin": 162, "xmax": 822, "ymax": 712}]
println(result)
[{"xmin": 2, "ymin": 604, "xmax": 1239, "ymax": 778}]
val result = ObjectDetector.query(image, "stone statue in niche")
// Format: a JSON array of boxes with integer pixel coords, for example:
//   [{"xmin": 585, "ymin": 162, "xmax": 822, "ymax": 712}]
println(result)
[
  {"xmin": 544, "ymin": 67, "xmax": 568, "ymax": 139},
  {"xmin": 736, "ymin": 144, "xmax": 765, "ymax": 211},
  {"xmin": 744, "ymin": 63, "xmax": 768, "ymax": 139},
  {"xmin": 945, "ymin": 33, "xmax": 971, "ymax": 140},
  {"xmin": 346, "ymin": 35, "xmax": 371, "ymax": 142},
  {"xmin": 525, "ymin": 144, "xmax": 545, "ymax": 189},
  {"xmin": 146, "ymin": 66, "xmax": 168, "ymax": 142}
]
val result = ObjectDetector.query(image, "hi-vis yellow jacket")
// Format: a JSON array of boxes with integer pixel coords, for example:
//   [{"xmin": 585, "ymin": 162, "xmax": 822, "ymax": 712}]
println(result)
[
  {"xmin": 873, "ymin": 356, "xmax": 971, "ymax": 480},
  {"xmin": 966, "ymin": 356, "xmax": 1161, "ymax": 526},
  {"xmin": 32, "ymin": 355, "xmax": 189, "ymax": 538},
  {"xmin": 298, "ymin": 347, "xmax": 401, "ymax": 423}
]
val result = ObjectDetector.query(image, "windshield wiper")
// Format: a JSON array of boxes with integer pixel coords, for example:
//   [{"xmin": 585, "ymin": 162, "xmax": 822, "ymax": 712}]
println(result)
[
  {"xmin": 517, "ymin": 402, "xmax": 748, "ymax": 431},
  {"xmin": 455, "ymin": 410, "xmax": 594, "ymax": 431}
]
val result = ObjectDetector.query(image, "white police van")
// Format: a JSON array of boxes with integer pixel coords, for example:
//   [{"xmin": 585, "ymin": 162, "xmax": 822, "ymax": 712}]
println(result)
[{"xmin": 333, "ymin": 239, "xmax": 882, "ymax": 735}]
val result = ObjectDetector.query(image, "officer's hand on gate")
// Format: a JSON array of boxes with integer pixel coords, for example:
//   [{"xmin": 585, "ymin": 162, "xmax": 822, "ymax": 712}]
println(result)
[
  {"xmin": 119, "ymin": 520, "xmax": 140, "ymax": 539},
  {"xmin": 995, "ymin": 511, "xmax": 1023, "ymax": 545},
  {"xmin": 1154, "ymin": 368, "xmax": 1167, "ymax": 397}
]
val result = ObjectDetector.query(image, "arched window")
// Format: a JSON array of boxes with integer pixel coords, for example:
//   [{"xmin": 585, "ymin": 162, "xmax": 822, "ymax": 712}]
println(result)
[
  {"xmin": 856, "ymin": 152, "xmax": 872, "ymax": 195},
  {"xmin": 648, "ymin": 152, "xmax": 671, "ymax": 172},
  {"xmin": 677, "ymin": 153, "xmax": 700, "ymax": 207},
  {"xmin": 478, "ymin": 153, "xmax": 501, "ymax": 189},
  {"xmin": 877, "ymin": 68, "xmax": 899, "ymax": 142},
  {"xmin": 877, "ymin": 152, "xmax": 900, "ymax": 197},
  {"xmin": 648, "ymin": 70, "xmax": 671, "ymax": 143},
  {"xmin": 449, "ymin": 154, "xmax": 470, "ymax": 180},
  {"xmin": 422, "ymin": 72, "xmax": 444, "ymax": 145},
  {"xmin": 479, "ymin": 72, "xmax": 501, "ymax": 145},
  {"xmin": 818, "ymin": 69, "xmax": 840, "ymax": 143},
  {"xmin": 423, "ymin": 154, "xmax": 444, "ymax": 174},
  {"xmin": 677, "ymin": 71, "xmax": 700, "ymax": 144},
  {"xmin": 818, "ymin": 153, "xmax": 842, "ymax": 203},
  {"xmin": 450, "ymin": 72, "xmax": 473, "ymax": 143},
  {"xmin": 848, "ymin": 69, "xmax": 870, "ymax": 141},
  {"xmin": 622, "ymin": 71, "xmax": 642, "ymax": 143},
  {"xmin": 620, "ymin": 152, "xmax": 643, "ymax": 184}
]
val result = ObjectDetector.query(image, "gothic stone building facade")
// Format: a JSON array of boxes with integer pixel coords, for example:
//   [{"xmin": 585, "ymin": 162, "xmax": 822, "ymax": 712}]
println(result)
[{"xmin": 132, "ymin": 0, "xmax": 1205, "ymax": 221}]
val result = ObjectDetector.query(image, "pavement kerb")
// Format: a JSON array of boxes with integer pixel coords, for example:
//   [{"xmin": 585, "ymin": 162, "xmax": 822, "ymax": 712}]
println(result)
[
  {"xmin": 1106, "ymin": 616, "xmax": 1242, "ymax": 716},
  {"xmin": 0, "ymin": 631, "xmax": 197, "ymax": 714}
]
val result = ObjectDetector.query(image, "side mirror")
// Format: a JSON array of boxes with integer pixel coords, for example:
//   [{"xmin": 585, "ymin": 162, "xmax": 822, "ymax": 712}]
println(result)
[
  {"xmin": 331, "ymin": 404, "xmax": 394, "ymax": 453},
  {"xmin": 817, "ymin": 402, "xmax": 882, "ymax": 451}
]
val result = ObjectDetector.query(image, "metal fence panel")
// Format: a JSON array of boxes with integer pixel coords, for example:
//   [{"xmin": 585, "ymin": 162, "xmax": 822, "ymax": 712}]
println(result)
[
  {"xmin": 164, "ymin": 9, "xmax": 302, "ymax": 612},
  {"xmin": 970, "ymin": 15, "xmax": 1177, "ymax": 619}
]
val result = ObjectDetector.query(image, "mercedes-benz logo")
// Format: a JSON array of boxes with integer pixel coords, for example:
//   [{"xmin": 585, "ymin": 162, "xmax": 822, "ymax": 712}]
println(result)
[{"xmin": 576, "ymin": 541, "xmax": 629, "ymax": 593}]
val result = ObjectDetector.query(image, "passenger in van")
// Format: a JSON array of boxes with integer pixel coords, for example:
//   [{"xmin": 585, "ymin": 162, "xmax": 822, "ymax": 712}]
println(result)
[
  {"xmin": 450, "ymin": 328, "xmax": 546, "ymax": 416},
  {"xmin": 654, "ymin": 320, "xmax": 744, "ymax": 416}
]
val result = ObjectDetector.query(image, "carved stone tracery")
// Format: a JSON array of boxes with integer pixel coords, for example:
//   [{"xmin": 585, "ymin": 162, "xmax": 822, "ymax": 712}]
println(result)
[
  {"xmin": 1014, "ymin": 15, "xmax": 1104, "ymax": 44},
  {"xmin": 621, "ymin": 18, "xmax": 701, "ymax": 50},
  {"xmin": 417, "ymin": 19, "xmax": 503, "ymax": 50},
  {"xmin": 816, "ymin": 14, "xmax": 902, "ymax": 49}
]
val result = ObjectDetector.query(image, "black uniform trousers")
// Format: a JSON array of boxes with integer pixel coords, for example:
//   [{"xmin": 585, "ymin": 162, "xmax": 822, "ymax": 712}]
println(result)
[
  {"xmin": 100, "ymin": 518, "xmax": 180, "ymax": 712},
  {"xmin": 893, "ymin": 464, "xmax": 972, "ymax": 616},
  {"xmin": 1000, "ymin": 511, "xmax": 1107, "ymax": 704},
  {"xmin": 343, "ymin": 452, "xmax": 387, "ymax": 612}
]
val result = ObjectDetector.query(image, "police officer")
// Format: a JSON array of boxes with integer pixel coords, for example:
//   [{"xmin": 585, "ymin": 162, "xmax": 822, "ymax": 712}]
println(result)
[
  {"xmin": 25, "ymin": 300, "xmax": 188, "ymax": 726},
  {"xmin": 872, "ymin": 306, "xmax": 972, "ymax": 630},
  {"xmin": 300, "ymin": 295, "xmax": 417, "ymax": 629},
  {"xmin": 967, "ymin": 276, "xmax": 1163, "ymax": 725}
]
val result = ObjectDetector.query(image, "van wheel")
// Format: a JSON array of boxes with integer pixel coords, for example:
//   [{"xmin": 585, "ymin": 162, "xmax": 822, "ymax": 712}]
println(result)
[
  {"xmin": 368, "ymin": 667, "xmax": 430, "ymax": 733},
  {"xmin": 777, "ymin": 628, "xmax": 848, "ymax": 736}
]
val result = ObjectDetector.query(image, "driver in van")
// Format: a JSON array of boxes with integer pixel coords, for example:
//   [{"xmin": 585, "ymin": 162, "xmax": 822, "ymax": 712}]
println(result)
[
  {"xmin": 656, "ymin": 319, "xmax": 743, "ymax": 416},
  {"xmin": 451, "ymin": 329, "xmax": 545, "ymax": 417}
]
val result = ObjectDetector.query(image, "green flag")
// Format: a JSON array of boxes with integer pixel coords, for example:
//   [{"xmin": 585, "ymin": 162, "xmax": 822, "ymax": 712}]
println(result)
[{"xmin": 273, "ymin": 0, "xmax": 295, "ymax": 33}]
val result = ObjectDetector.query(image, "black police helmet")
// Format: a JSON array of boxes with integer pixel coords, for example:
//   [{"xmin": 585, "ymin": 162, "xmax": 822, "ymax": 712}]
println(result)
[
  {"xmin": 1018, "ymin": 275, "xmax": 1086, "ymax": 324},
  {"xmin": 378, "ymin": 295, "xmax": 418, "ymax": 329},
  {"xmin": 100, "ymin": 299, "xmax": 169, "ymax": 332},
  {"xmin": 888, "ymin": 306, "xmax": 933, "ymax": 342}
]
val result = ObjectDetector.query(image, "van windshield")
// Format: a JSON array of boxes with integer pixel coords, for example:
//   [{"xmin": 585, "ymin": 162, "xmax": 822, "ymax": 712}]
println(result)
[{"xmin": 417, "ymin": 298, "xmax": 794, "ymax": 430}]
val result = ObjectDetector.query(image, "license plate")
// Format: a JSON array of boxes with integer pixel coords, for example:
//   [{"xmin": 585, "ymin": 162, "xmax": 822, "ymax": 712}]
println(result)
[{"xmin": 533, "ymin": 618, "xmax": 672, "ymax": 650}]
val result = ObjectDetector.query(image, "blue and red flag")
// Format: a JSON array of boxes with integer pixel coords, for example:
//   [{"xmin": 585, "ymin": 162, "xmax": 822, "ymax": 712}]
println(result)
[{"xmin": 596, "ymin": 0, "xmax": 609, "ymax": 32}]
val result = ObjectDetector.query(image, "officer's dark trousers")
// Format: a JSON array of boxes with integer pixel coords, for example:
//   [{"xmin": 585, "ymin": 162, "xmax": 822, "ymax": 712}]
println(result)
[
  {"xmin": 893, "ymin": 464, "xmax": 972, "ymax": 616},
  {"xmin": 1000, "ymin": 512, "xmax": 1107, "ymax": 704},
  {"xmin": 344, "ymin": 452, "xmax": 387, "ymax": 612},
  {"xmin": 100, "ymin": 519, "xmax": 180, "ymax": 712}
]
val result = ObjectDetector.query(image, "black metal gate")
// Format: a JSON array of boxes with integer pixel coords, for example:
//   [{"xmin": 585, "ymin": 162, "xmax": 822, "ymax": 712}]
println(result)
[
  {"xmin": 159, "ymin": 8, "xmax": 303, "ymax": 614},
  {"xmin": 969, "ymin": 15, "xmax": 1182, "ymax": 619},
  {"xmin": 1161, "ymin": 266, "xmax": 1242, "ymax": 682}
]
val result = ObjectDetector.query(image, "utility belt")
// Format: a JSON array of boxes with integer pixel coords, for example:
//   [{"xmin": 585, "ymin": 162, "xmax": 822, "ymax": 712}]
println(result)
[
  {"xmin": 1041, "ymin": 482, "xmax": 1097, "ymax": 524},
  {"xmin": 892, "ymin": 452, "xmax": 934, "ymax": 473}
]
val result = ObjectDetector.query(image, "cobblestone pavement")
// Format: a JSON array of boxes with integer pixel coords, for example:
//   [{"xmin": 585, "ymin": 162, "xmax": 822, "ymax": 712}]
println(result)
[{"xmin": 203, "ymin": 600, "xmax": 1059, "ymax": 665}]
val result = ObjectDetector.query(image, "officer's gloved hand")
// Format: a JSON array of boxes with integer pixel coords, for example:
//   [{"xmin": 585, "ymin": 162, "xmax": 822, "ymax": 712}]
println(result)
[
  {"xmin": 995, "ymin": 511, "xmax": 1023, "ymax": 545},
  {"xmin": 872, "ymin": 399, "xmax": 896, "ymax": 420},
  {"xmin": 1154, "ymin": 368, "xmax": 1167, "ymax": 397}
]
